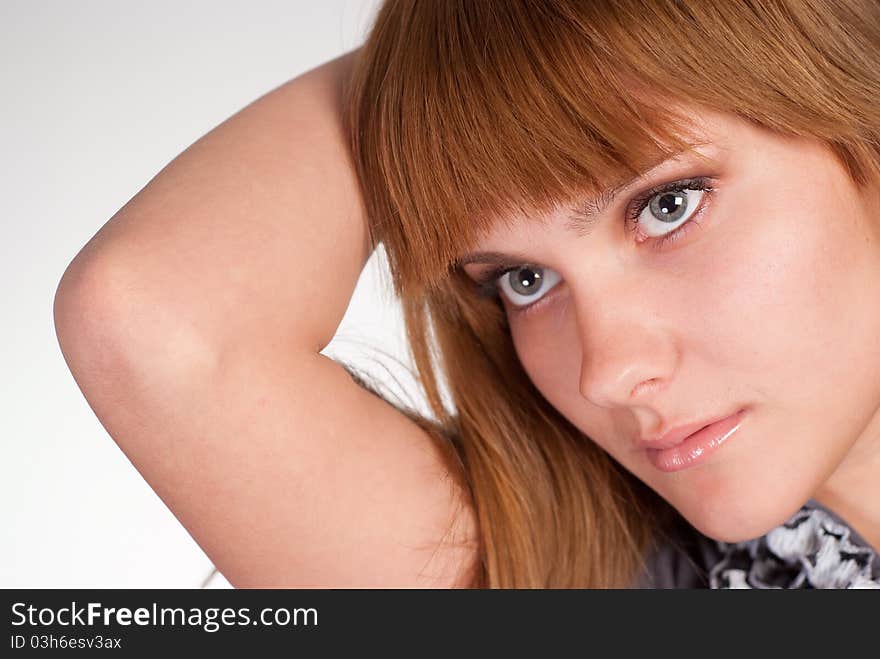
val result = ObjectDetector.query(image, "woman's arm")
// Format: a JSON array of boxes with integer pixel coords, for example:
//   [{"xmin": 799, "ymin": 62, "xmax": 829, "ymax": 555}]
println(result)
[
  {"xmin": 57, "ymin": 51, "xmax": 371, "ymax": 359},
  {"xmin": 53, "ymin": 50, "xmax": 478, "ymax": 588}
]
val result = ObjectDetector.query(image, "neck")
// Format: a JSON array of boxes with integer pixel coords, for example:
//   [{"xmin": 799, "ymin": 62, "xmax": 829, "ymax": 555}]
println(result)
[{"xmin": 812, "ymin": 404, "xmax": 880, "ymax": 551}]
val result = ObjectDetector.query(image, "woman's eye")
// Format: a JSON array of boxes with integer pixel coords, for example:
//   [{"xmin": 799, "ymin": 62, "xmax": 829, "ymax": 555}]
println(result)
[
  {"xmin": 629, "ymin": 178, "xmax": 714, "ymax": 241},
  {"xmin": 496, "ymin": 265, "xmax": 562, "ymax": 310}
]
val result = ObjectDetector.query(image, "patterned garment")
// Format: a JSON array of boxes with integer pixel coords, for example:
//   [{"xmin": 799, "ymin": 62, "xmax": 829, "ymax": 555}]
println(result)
[
  {"xmin": 710, "ymin": 504, "xmax": 880, "ymax": 589},
  {"xmin": 636, "ymin": 500, "xmax": 880, "ymax": 589}
]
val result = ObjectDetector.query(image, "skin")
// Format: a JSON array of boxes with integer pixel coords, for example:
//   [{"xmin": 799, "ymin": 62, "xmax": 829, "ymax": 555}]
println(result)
[{"xmin": 462, "ymin": 108, "xmax": 880, "ymax": 548}]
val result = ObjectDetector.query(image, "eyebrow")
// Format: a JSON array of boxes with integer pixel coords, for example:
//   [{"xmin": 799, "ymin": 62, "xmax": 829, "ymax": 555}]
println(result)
[{"xmin": 455, "ymin": 173, "xmax": 642, "ymax": 267}]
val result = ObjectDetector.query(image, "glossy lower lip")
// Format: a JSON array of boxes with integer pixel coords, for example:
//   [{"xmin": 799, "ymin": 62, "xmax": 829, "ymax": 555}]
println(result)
[{"xmin": 645, "ymin": 407, "xmax": 748, "ymax": 473}]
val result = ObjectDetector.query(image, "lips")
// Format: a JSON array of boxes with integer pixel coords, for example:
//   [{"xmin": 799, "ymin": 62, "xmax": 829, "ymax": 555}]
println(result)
[
  {"xmin": 638, "ymin": 410, "xmax": 743, "ymax": 450},
  {"xmin": 643, "ymin": 408, "xmax": 748, "ymax": 472}
]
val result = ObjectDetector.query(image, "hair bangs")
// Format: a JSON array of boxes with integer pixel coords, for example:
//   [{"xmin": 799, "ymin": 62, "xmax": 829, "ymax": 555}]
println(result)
[
  {"xmin": 347, "ymin": 0, "xmax": 880, "ymax": 302},
  {"xmin": 348, "ymin": 1, "xmax": 716, "ymax": 302}
]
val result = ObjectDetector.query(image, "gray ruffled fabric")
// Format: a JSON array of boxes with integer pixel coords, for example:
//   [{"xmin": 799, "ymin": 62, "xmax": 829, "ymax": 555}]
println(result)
[
  {"xmin": 709, "ymin": 502, "xmax": 880, "ymax": 589},
  {"xmin": 636, "ymin": 500, "xmax": 880, "ymax": 589}
]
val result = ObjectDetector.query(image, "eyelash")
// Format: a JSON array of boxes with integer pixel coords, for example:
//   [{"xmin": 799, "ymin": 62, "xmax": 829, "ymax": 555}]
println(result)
[{"xmin": 473, "ymin": 176, "xmax": 716, "ymax": 316}]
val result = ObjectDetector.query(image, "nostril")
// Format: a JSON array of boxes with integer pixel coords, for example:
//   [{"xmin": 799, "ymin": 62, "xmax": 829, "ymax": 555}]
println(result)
[{"xmin": 631, "ymin": 378, "xmax": 662, "ymax": 399}]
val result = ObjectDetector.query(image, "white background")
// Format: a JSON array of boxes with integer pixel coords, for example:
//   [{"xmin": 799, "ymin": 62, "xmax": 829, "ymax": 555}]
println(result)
[{"xmin": 0, "ymin": 0, "xmax": 433, "ymax": 588}]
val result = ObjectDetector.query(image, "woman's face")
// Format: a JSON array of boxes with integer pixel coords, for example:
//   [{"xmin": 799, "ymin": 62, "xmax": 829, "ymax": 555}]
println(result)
[{"xmin": 461, "ymin": 109, "xmax": 880, "ymax": 542}]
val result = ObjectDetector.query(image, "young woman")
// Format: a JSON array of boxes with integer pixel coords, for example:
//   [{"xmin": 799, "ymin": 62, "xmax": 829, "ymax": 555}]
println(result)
[{"xmin": 54, "ymin": 0, "xmax": 880, "ymax": 588}]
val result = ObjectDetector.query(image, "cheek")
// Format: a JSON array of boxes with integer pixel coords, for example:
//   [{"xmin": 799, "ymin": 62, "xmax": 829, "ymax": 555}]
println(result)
[
  {"xmin": 706, "ymin": 177, "xmax": 880, "ymax": 418},
  {"xmin": 507, "ymin": 297, "xmax": 574, "ymax": 395},
  {"xmin": 669, "ymin": 172, "xmax": 880, "ymax": 537}
]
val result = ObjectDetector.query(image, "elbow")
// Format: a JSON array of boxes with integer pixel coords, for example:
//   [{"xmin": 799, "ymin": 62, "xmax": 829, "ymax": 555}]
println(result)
[
  {"xmin": 53, "ymin": 254, "xmax": 124, "ymax": 372},
  {"xmin": 53, "ymin": 254, "xmax": 218, "ymax": 385}
]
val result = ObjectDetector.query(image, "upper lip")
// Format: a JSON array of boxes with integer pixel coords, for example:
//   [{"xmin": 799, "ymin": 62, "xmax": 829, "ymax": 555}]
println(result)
[{"xmin": 638, "ymin": 408, "xmax": 744, "ymax": 450}]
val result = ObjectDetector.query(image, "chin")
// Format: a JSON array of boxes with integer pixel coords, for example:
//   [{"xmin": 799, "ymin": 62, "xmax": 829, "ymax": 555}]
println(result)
[{"xmin": 667, "ymin": 481, "xmax": 813, "ymax": 544}]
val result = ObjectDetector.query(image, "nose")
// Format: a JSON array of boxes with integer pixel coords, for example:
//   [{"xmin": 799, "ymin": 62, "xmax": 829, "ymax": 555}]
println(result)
[{"xmin": 577, "ymin": 300, "xmax": 678, "ymax": 409}]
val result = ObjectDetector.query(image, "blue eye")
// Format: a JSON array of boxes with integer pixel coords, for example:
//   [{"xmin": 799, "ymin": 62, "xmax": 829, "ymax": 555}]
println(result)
[
  {"xmin": 628, "ymin": 177, "xmax": 714, "ymax": 245},
  {"xmin": 495, "ymin": 265, "xmax": 563, "ymax": 313}
]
